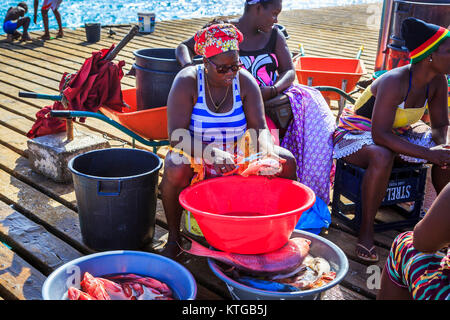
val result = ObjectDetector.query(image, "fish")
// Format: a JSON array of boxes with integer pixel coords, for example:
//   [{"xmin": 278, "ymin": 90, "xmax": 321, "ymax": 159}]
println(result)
[
  {"xmin": 240, "ymin": 157, "xmax": 286, "ymax": 177},
  {"xmin": 105, "ymin": 273, "xmax": 173, "ymax": 296},
  {"xmin": 274, "ymin": 257, "xmax": 336, "ymax": 290},
  {"xmin": 68, "ymin": 287, "xmax": 95, "ymax": 300},
  {"xmin": 80, "ymin": 272, "xmax": 111, "ymax": 300},
  {"xmin": 68, "ymin": 272, "xmax": 174, "ymax": 300},
  {"xmin": 182, "ymin": 237, "xmax": 311, "ymax": 275}
]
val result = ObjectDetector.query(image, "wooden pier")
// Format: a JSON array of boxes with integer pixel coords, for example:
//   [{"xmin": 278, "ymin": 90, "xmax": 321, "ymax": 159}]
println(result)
[{"xmin": 0, "ymin": 3, "xmax": 427, "ymax": 300}]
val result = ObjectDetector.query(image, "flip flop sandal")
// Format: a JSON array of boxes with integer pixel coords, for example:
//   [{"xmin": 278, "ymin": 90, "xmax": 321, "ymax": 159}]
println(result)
[{"xmin": 355, "ymin": 243, "xmax": 379, "ymax": 263}]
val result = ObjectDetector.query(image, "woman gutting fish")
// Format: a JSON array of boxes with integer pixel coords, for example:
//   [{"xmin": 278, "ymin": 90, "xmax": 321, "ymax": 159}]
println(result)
[
  {"xmin": 176, "ymin": 0, "xmax": 336, "ymax": 205},
  {"xmin": 159, "ymin": 23, "xmax": 298, "ymax": 258}
]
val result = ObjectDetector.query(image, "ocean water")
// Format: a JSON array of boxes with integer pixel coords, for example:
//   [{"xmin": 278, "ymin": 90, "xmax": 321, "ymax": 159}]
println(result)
[{"xmin": 1, "ymin": 0, "xmax": 381, "ymax": 34}]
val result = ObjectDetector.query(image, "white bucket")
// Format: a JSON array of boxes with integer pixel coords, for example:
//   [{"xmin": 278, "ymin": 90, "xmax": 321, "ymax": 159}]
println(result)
[{"xmin": 138, "ymin": 12, "xmax": 155, "ymax": 34}]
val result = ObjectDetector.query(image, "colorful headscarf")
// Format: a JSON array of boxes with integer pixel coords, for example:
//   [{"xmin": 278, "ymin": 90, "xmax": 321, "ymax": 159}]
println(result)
[
  {"xmin": 194, "ymin": 23, "xmax": 244, "ymax": 58},
  {"xmin": 401, "ymin": 17, "xmax": 449, "ymax": 64}
]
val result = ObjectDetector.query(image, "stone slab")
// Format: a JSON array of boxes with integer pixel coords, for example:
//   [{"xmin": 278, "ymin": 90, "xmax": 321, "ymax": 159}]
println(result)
[{"xmin": 27, "ymin": 131, "xmax": 110, "ymax": 183}]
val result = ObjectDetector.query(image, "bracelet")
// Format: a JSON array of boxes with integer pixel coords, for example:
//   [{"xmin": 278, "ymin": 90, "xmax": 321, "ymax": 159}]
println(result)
[{"xmin": 271, "ymin": 85, "xmax": 277, "ymax": 97}]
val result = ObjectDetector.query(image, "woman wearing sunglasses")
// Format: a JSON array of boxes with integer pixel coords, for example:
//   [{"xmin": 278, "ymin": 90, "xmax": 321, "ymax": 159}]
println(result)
[
  {"xmin": 176, "ymin": 0, "xmax": 336, "ymax": 206},
  {"xmin": 160, "ymin": 23, "xmax": 298, "ymax": 258}
]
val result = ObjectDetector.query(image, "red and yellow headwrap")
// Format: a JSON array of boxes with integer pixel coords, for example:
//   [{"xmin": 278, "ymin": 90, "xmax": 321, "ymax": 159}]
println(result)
[{"xmin": 194, "ymin": 23, "xmax": 244, "ymax": 58}]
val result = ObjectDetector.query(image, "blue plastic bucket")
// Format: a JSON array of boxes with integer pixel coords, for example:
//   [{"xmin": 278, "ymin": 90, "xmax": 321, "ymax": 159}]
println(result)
[
  {"xmin": 42, "ymin": 250, "xmax": 197, "ymax": 300},
  {"xmin": 69, "ymin": 148, "xmax": 162, "ymax": 251}
]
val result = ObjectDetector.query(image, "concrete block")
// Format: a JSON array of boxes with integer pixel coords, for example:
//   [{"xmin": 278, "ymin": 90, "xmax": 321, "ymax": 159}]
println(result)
[{"xmin": 27, "ymin": 131, "xmax": 110, "ymax": 183}]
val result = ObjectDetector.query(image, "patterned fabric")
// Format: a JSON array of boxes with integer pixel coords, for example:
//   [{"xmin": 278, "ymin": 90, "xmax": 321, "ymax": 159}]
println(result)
[
  {"xmin": 333, "ymin": 105, "xmax": 373, "ymax": 145},
  {"xmin": 194, "ymin": 24, "xmax": 243, "ymax": 58},
  {"xmin": 239, "ymin": 28, "xmax": 279, "ymax": 87},
  {"xmin": 333, "ymin": 122, "xmax": 436, "ymax": 163},
  {"xmin": 189, "ymin": 65, "xmax": 247, "ymax": 145},
  {"xmin": 385, "ymin": 231, "xmax": 450, "ymax": 300},
  {"xmin": 281, "ymin": 84, "xmax": 336, "ymax": 204},
  {"xmin": 169, "ymin": 132, "xmax": 254, "ymax": 185},
  {"xmin": 333, "ymin": 98, "xmax": 435, "ymax": 163},
  {"xmin": 239, "ymin": 26, "xmax": 335, "ymax": 203}
]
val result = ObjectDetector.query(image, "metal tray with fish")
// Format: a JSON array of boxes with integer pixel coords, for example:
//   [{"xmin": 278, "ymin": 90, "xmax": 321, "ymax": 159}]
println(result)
[{"xmin": 207, "ymin": 230, "xmax": 348, "ymax": 300}]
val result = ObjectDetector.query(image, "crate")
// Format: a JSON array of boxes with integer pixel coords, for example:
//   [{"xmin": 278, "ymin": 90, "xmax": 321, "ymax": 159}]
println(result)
[{"xmin": 331, "ymin": 159, "xmax": 427, "ymax": 232}]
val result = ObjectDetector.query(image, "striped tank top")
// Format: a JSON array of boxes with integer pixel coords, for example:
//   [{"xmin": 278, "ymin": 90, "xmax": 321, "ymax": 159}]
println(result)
[{"xmin": 189, "ymin": 65, "xmax": 247, "ymax": 146}]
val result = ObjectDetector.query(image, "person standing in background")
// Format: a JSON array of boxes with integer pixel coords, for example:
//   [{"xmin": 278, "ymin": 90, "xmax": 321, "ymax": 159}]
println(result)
[{"xmin": 33, "ymin": 0, "xmax": 63, "ymax": 40}]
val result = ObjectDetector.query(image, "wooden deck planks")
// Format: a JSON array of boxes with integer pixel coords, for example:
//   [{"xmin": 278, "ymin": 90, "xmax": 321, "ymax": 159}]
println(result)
[
  {"xmin": 0, "ymin": 3, "xmax": 412, "ymax": 300},
  {"xmin": 0, "ymin": 241, "xmax": 47, "ymax": 300}
]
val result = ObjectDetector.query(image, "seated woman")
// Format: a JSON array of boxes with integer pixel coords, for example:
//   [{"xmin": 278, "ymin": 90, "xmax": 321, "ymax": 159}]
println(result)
[
  {"xmin": 160, "ymin": 23, "xmax": 298, "ymax": 258},
  {"xmin": 377, "ymin": 182, "xmax": 449, "ymax": 300},
  {"xmin": 176, "ymin": 0, "xmax": 336, "ymax": 205},
  {"xmin": 333, "ymin": 18, "xmax": 450, "ymax": 263}
]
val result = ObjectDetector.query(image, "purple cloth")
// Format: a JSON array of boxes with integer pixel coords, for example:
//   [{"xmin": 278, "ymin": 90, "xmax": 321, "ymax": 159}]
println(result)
[{"xmin": 281, "ymin": 84, "xmax": 336, "ymax": 204}]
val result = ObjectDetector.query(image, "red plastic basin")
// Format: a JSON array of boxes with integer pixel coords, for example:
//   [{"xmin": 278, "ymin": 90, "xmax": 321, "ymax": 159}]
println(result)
[{"xmin": 179, "ymin": 176, "xmax": 315, "ymax": 254}]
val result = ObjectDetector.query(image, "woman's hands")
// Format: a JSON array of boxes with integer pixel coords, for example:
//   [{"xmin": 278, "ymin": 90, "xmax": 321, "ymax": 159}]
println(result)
[
  {"xmin": 203, "ymin": 145, "xmax": 285, "ymax": 177},
  {"xmin": 427, "ymin": 145, "xmax": 450, "ymax": 168},
  {"xmin": 204, "ymin": 147, "xmax": 237, "ymax": 175}
]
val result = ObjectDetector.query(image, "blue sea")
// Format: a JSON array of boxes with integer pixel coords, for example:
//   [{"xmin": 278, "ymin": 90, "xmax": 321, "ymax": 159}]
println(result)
[{"xmin": 1, "ymin": 0, "xmax": 381, "ymax": 34}]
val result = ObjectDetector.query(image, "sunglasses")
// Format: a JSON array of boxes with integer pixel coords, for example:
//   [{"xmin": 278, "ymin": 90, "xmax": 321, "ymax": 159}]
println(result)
[{"xmin": 207, "ymin": 59, "xmax": 244, "ymax": 74}]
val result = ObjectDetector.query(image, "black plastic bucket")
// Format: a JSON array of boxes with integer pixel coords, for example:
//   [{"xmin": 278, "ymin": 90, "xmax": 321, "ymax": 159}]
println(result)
[
  {"xmin": 85, "ymin": 23, "xmax": 101, "ymax": 43},
  {"xmin": 133, "ymin": 48, "xmax": 202, "ymax": 109},
  {"xmin": 69, "ymin": 148, "xmax": 162, "ymax": 251}
]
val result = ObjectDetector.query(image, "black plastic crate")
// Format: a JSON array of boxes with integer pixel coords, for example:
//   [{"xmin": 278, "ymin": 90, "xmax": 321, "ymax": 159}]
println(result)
[{"xmin": 332, "ymin": 159, "xmax": 427, "ymax": 232}]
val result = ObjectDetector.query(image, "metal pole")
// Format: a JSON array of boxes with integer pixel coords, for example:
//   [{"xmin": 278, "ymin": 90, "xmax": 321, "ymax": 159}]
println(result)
[
  {"xmin": 66, "ymin": 118, "xmax": 74, "ymax": 141},
  {"xmin": 375, "ymin": 0, "xmax": 394, "ymax": 71}
]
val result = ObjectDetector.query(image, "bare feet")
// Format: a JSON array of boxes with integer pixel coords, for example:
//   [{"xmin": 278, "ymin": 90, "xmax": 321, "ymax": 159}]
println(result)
[
  {"xmin": 56, "ymin": 31, "xmax": 64, "ymax": 38},
  {"xmin": 159, "ymin": 240, "xmax": 182, "ymax": 259},
  {"xmin": 39, "ymin": 33, "xmax": 51, "ymax": 40},
  {"xmin": 6, "ymin": 34, "xmax": 13, "ymax": 43},
  {"xmin": 12, "ymin": 31, "xmax": 22, "ymax": 40},
  {"xmin": 355, "ymin": 243, "xmax": 379, "ymax": 263},
  {"xmin": 20, "ymin": 33, "xmax": 32, "ymax": 42}
]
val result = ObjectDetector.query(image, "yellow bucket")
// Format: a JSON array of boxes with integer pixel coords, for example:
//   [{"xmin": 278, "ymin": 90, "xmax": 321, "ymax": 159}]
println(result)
[{"xmin": 184, "ymin": 210, "xmax": 204, "ymax": 237}]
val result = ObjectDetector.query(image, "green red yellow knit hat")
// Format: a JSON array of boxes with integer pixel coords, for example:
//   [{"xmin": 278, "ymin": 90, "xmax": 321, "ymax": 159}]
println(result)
[{"xmin": 401, "ymin": 17, "xmax": 449, "ymax": 64}]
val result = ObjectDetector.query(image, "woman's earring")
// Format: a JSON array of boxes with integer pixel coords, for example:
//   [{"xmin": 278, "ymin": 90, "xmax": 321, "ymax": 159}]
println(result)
[{"xmin": 429, "ymin": 56, "xmax": 433, "ymax": 62}]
